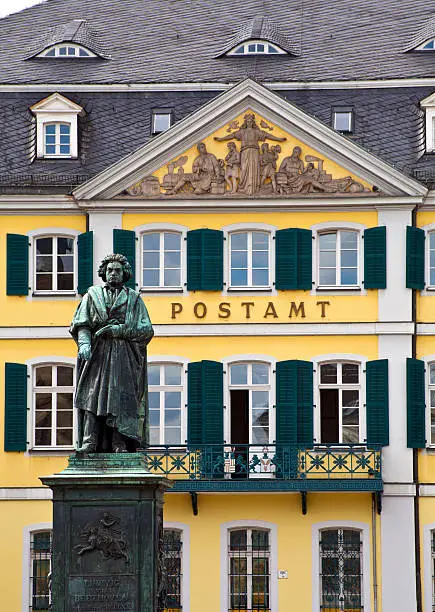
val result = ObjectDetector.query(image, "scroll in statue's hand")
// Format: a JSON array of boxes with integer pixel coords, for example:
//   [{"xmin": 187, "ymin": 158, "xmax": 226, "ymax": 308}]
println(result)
[
  {"xmin": 78, "ymin": 344, "xmax": 92, "ymax": 361},
  {"xmin": 95, "ymin": 324, "xmax": 124, "ymax": 339}
]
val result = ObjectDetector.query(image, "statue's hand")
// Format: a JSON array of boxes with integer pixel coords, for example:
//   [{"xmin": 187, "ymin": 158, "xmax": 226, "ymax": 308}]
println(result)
[{"xmin": 78, "ymin": 344, "xmax": 92, "ymax": 361}]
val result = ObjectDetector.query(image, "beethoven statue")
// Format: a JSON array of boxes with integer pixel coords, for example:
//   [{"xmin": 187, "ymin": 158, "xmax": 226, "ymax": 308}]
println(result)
[{"xmin": 70, "ymin": 254, "xmax": 154, "ymax": 453}]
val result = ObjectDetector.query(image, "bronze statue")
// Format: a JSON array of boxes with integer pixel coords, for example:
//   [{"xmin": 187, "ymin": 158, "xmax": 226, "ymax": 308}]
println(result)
[
  {"xmin": 214, "ymin": 113, "xmax": 286, "ymax": 195},
  {"xmin": 70, "ymin": 254, "xmax": 153, "ymax": 453}
]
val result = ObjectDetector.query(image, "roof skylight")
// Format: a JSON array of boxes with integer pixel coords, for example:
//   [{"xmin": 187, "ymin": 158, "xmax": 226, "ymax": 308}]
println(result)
[
  {"xmin": 228, "ymin": 40, "xmax": 286, "ymax": 56},
  {"xmin": 38, "ymin": 43, "xmax": 96, "ymax": 58}
]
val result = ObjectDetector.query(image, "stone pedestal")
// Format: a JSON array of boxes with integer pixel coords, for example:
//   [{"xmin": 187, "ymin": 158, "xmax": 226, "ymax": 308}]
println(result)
[{"xmin": 41, "ymin": 453, "xmax": 171, "ymax": 612}]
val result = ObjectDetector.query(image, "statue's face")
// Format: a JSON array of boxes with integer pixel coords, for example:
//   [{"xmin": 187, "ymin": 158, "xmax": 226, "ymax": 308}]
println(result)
[
  {"xmin": 106, "ymin": 261, "xmax": 124, "ymax": 287},
  {"xmin": 198, "ymin": 143, "xmax": 206, "ymax": 155}
]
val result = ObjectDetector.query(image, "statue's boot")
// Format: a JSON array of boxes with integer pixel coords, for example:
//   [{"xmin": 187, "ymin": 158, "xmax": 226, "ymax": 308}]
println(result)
[
  {"xmin": 78, "ymin": 411, "xmax": 98, "ymax": 453},
  {"xmin": 112, "ymin": 429, "xmax": 128, "ymax": 453}
]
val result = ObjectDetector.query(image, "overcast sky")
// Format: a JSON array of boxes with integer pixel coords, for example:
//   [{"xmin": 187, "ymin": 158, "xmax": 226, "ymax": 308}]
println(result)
[{"xmin": 0, "ymin": 0, "xmax": 45, "ymax": 18}]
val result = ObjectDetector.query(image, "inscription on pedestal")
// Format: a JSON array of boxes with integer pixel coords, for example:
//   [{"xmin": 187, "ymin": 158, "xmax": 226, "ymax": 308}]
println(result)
[{"xmin": 69, "ymin": 575, "xmax": 136, "ymax": 612}]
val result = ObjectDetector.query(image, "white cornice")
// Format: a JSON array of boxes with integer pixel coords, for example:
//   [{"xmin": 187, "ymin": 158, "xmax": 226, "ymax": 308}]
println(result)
[
  {"xmin": 73, "ymin": 79, "xmax": 427, "ymax": 200},
  {"xmin": 0, "ymin": 322, "xmax": 415, "ymax": 339},
  {"xmin": 2, "ymin": 78, "xmax": 435, "ymax": 92},
  {"xmin": 0, "ymin": 195, "xmax": 80, "ymax": 214}
]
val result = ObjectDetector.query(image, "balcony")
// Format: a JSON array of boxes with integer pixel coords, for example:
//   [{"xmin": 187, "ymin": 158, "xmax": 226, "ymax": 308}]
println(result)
[{"xmin": 141, "ymin": 444, "xmax": 382, "ymax": 492}]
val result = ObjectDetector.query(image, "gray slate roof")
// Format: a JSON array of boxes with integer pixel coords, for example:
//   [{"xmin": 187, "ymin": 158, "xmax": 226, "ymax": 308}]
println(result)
[
  {"xmin": 2, "ymin": 0, "xmax": 435, "ymax": 83},
  {"xmin": 215, "ymin": 16, "xmax": 300, "ymax": 57},
  {"xmin": 0, "ymin": 87, "xmax": 432, "ymax": 192},
  {"xmin": 403, "ymin": 14, "xmax": 435, "ymax": 52},
  {"xmin": 24, "ymin": 18, "xmax": 111, "ymax": 60}
]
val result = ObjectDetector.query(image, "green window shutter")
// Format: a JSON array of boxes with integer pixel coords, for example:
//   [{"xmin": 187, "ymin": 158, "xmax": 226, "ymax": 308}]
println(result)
[
  {"xmin": 276, "ymin": 360, "xmax": 313, "ymax": 445},
  {"xmin": 7, "ymin": 234, "xmax": 29, "ymax": 296},
  {"xmin": 406, "ymin": 358, "xmax": 426, "ymax": 448},
  {"xmin": 113, "ymin": 229, "xmax": 136, "ymax": 289},
  {"xmin": 406, "ymin": 226, "xmax": 425, "ymax": 290},
  {"xmin": 77, "ymin": 231, "xmax": 94, "ymax": 295},
  {"xmin": 364, "ymin": 226, "xmax": 386, "ymax": 289},
  {"xmin": 4, "ymin": 363, "xmax": 27, "ymax": 451},
  {"xmin": 275, "ymin": 228, "xmax": 312, "ymax": 290},
  {"xmin": 366, "ymin": 359, "xmax": 389, "ymax": 446},
  {"xmin": 187, "ymin": 360, "xmax": 224, "ymax": 445},
  {"xmin": 186, "ymin": 229, "xmax": 224, "ymax": 291}
]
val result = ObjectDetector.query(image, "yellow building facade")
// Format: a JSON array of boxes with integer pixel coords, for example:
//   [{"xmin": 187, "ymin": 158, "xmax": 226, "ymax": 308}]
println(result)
[{"xmin": 1, "ymin": 80, "xmax": 432, "ymax": 612}]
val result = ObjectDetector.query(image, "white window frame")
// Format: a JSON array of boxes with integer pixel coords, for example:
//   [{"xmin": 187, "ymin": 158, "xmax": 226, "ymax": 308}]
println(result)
[
  {"xmin": 152, "ymin": 110, "xmax": 173, "ymax": 134},
  {"xmin": 22, "ymin": 523, "xmax": 53, "ymax": 612},
  {"xmin": 223, "ymin": 223, "xmax": 276, "ymax": 294},
  {"xmin": 332, "ymin": 109, "xmax": 354, "ymax": 133},
  {"xmin": 420, "ymin": 93, "xmax": 435, "ymax": 152},
  {"xmin": 26, "ymin": 356, "xmax": 77, "ymax": 453},
  {"xmin": 147, "ymin": 355, "xmax": 188, "ymax": 447},
  {"xmin": 416, "ymin": 39, "xmax": 435, "ymax": 51},
  {"xmin": 30, "ymin": 93, "xmax": 83, "ymax": 159},
  {"xmin": 43, "ymin": 121, "xmax": 71, "ymax": 157},
  {"xmin": 223, "ymin": 355, "xmax": 276, "ymax": 446},
  {"xmin": 311, "ymin": 221, "xmax": 366, "ymax": 295},
  {"xmin": 422, "ymin": 355, "xmax": 435, "ymax": 448},
  {"xmin": 28, "ymin": 228, "xmax": 80, "ymax": 296},
  {"xmin": 227, "ymin": 40, "xmax": 287, "ymax": 55},
  {"xmin": 220, "ymin": 520, "xmax": 278, "ymax": 612},
  {"xmin": 312, "ymin": 521, "xmax": 371, "ymax": 612},
  {"xmin": 313, "ymin": 354, "xmax": 367, "ymax": 445},
  {"xmin": 164, "ymin": 522, "xmax": 190, "ymax": 612},
  {"xmin": 134, "ymin": 223, "xmax": 187, "ymax": 293},
  {"xmin": 421, "ymin": 224, "xmax": 435, "ymax": 292},
  {"xmin": 38, "ymin": 43, "xmax": 96, "ymax": 58}
]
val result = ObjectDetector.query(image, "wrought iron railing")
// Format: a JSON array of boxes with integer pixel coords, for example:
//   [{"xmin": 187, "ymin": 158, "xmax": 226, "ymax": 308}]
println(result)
[{"xmin": 141, "ymin": 444, "xmax": 382, "ymax": 483}]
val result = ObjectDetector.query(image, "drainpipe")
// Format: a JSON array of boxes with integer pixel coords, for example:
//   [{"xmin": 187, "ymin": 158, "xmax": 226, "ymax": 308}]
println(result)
[
  {"xmin": 372, "ymin": 494, "xmax": 378, "ymax": 612},
  {"xmin": 412, "ymin": 205, "xmax": 423, "ymax": 612}
]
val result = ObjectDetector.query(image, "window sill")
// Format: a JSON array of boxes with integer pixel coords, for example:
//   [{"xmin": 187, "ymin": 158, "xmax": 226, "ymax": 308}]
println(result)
[
  {"xmin": 315, "ymin": 285, "xmax": 361, "ymax": 291},
  {"xmin": 227, "ymin": 286, "xmax": 272, "ymax": 292},
  {"xmin": 140, "ymin": 286, "xmax": 184, "ymax": 293},
  {"xmin": 27, "ymin": 447, "xmax": 74, "ymax": 456},
  {"xmin": 38, "ymin": 155, "xmax": 77, "ymax": 160},
  {"xmin": 32, "ymin": 291, "xmax": 77, "ymax": 297},
  {"xmin": 425, "ymin": 286, "xmax": 435, "ymax": 291}
]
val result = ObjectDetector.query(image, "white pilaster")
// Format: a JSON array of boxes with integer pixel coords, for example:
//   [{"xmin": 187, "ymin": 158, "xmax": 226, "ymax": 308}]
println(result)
[
  {"xmin": 379, "ymin": 334, "xmax": 413, "ymax": 482},
  {"xmin": 381, "ymin": 496, "xmax": 416, "ymax": 612},
  {"xmin": 88, "ymin": 212, "xmax": 123, "ymax": 284},
  {"xmin": 377, "ymin": 207, "xmax": 412, "ymax": 322}
]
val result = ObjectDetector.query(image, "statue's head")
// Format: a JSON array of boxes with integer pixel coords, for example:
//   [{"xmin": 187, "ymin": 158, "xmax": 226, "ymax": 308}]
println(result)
[
  {"xmin": 98, "ymin": 253, "xmax": 132, "ymax": 287},
  {"xmin": 243, "ymin": 113, "xmax": 256, "ymax": 128},
  {"xmin": 197, "ymin": 142, "xmax": 207, "ymax": 155},
  {"xmin": 292, "ymin": 146, "xmax": 302, "ymax": 158}
]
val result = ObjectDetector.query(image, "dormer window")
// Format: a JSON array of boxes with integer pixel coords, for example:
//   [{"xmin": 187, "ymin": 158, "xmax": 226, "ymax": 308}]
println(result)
[
  {"xmin": 228, "ymin": 40, "xmax": 286, "ymax": 55},
  {"xmin": 420, "ymin": 93, "xmax": 435, "ymax": 152},
  {"xmin": 416, "ymin": 39, "xmax": 435, "ymax": 51},
  {"xmin": 39, "ymin": 43, "xmax": 96, "ymax": 58},
  {"xmin": 30, "ymin": 93, "xmax": 83, "ymax": 159}
]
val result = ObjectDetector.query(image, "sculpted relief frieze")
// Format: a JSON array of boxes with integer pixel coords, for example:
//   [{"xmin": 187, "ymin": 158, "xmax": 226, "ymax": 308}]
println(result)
[{"xmin": 125, "ymin": 113, "xmax": 371, "ymax": 198}]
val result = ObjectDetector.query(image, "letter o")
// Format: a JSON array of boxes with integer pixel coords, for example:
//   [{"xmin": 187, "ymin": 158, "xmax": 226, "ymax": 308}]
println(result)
[{"xmin": 194, "ymin": 302, "xmax": 207, "ymax": 319}]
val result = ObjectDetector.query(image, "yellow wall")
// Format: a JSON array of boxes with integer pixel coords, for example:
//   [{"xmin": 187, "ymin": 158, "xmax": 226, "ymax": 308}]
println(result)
[{"xmin": 0, "ymin": 492, "xmax": 377, "ymax": 612}]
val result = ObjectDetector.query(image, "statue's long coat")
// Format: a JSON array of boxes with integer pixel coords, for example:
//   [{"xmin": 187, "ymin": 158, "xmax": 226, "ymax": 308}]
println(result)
[{"xmin": 70, "ymin": 285, "xmax": 153, "ymax": 446}]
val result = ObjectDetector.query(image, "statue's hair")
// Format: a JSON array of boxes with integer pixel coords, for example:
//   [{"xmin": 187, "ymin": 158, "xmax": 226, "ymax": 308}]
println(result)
[
  {"xmin": 98, "ymin": 253, "xmax": 132, "ymax": 282},
  {"xmin": 241, "ymin": 113, "xmax": 258, "ymax": 129}
]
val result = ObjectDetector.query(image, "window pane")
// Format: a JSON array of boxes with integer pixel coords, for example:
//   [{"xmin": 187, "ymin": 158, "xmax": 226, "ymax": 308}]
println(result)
[
  {"xmin": 149, "ymin": 410, "xmax": 160, "ymax": 426},
  {"xmin": 319, "ymin": 268, "xmax": 336, "ymax": 285},
  {"xmin": 165, "ymin": 410, "xmax": 181, "ymax": 426},
  {"xmin": 60, "ymin": 145, "xmax": 70, "ymax": 155},
  {"xmin": 164, "ymin": 233, "xmax": 180, "ymax": 250},
  {"xmin": 148, "ymin": 392, "xmax": 160, "ymax": 409},
  {"xmin": 79, "ymin": 48, "xmax": 89, "ymax": 56},
  {"xmin": 35, "ymin": 429, "xmax": 51, "ymax": 445},
  {"xmin": 153, "ymin": 113, "xmax": 172, "ymax": 133},
  {"xmin": 57, "ymin": 393, "xmax": 73, "ymax": 411},
  {"xmin": 252, "ymin": 268, "xmax": 269, "ymax": 285},
  {"xmin": 252, "ymin": 426, "xmax": 268, "ymax": 443},
  {"xmin": 56, "ymin": 429, "xmax": 73, "ymax": 445},
  {"xmin": 431, "ymin": 389, "xmax": 435, "ymax": 407},
  {"xmin": 252, "ymin": 363, "xmax": 269, "ymax": 384},
  {"xmin": 57, "ymin": 411, "xmax": 73, "ymax": 427},
  {"xmin": 58, "ymin": 274, "xmax": 74, "ymax": 290},
  {"xmin": 231, "ymin": 268, "xmax": 248, "ymax": 286},
  {"xmin": 252, "ymin": 251, "xmax": 268, "ymax": 268},
  {"xmin": 148, "ymin": 365, "xmax": 160, "ymax": 385},
  {"xmin": 36, "ymin": 274, "xmax": 53, "ymax": 291},
  {"xmin": 341, "ymin": 231, "xmax": 358, "ymax": 248},
  {"xmin": 45, "ymin": 145, "xmax": 56, "ymax": 154},
  {"xmin": 231, "ymin": 250, "xmax": 248, "ymax": 268},
  {"xmin": 320, "ymin": 363, "xmax": 337, "ymax": 384},
  {"xmin": 341, "ymin": 250, "xmax": 358, "ymax": 267},
  {"xmin": 231, "ymin": 233, "xmax": 248, "ymax": 250},
  {"xmin": 342, "ymin": 426, "xmax": 359, "ymax": 443},
  {"xmin": 45, "ymin": 48, "xmax": 55, "ymax": 56},
  {"xmin": 342, "ymin": 389, "xmax": 359, "ymax": 408},
  {"xmin": 341, "ymin": 268, "xmax": 358, "ymax": 285},
  {"xmin": 164, "ymin": 269, "xmax": 181, "ymax": 286},
  {"xmin": 230, "ymin": 529, "xmax": 247, "ymax": 550},
  {"xmin": 319, "ymin": 251, "xmax": 336, "ymax": 267},
  {"xmin": 231, "ymin": 364, "xmax": 247, "ymax": 385},
  {"xmin": 36, "ymin": 366, "xmax": 52, "ymax": 387},
  {"xmin": 59, "ymin": 47, "xmax": 67, "ymax": 55},
  {"xmin": 60, "ymin": 124, "xmax": 70, "ymax": 135},
  {"xmin": 248, "ymin": 44, "xmax": 256, "ymax": 52},
  {"xmin": 342, "ymin": 407, "xmax": 359, "ymax": 425},
  {"xmin": 252, "ymin": 409, "xmax": 269, "ymax": 426},
  {"xmin": 334, "ymin": 112, "xmax": 352, "ymax": 132},
  {"xmin": 319, "ymin": 233, "xmax": 336, "ymax": 249},
  {"xmin": 143, "ymin": 233, "xmax": 160, "ymax": 250},
  {"xmin": 165, "ymin": 427, "xmax": 181, "ymax": 444},
  {"xmin": 165, "ymin": 391, "xmax": 181, "ymax": 409},
  {"xmin": 143, "ymin": 270, "xmax": 160, "ymax": 286},
  {"xmin": 164, "ymin": 251, "xmax": 181, "ymax": 267},
  {"xmin": 45, "ymin": 125, "xmax": 56, "ymax": 135},
  {"xmin": 57, "ymin": 366, "xmax": 73, "ymax": 387},
  {"xmin": 57, "ymin": 237, "xmax": 74, "ymax": 255},
  {"xmin": 149, "ymin": 428, "xmax": 160, "ymax": 444},
  {"xmin": 35, "ymin": 411, "xmax": 52, "ymax": 427},
  {"xmin": 252, "ymin": 391, "xmax": 269, "ymax": 408},
  {"xmin": 143, "ymin": 252, "xmax": 160, "ymax": 269},
  {"xmin": 36, "ymin": 393, "xmax": 51, "ymax": 410},
  {"xmin": 36, "ymin": 256, "xmax": 53, "ymax": 272},
  {"xmin": 252, "ymin": 232, "xmax": 268, "ymax": 248},
  {"xmin": 57, "ymin": 255, "xmax": 74, "ymax": 272},
  {"xmin": 268, "ymin": 44, "xmax": 278, "ymax": 53},
  {"xmin": 36, "ymin": 237, "xmax": 52, "ymax": 254},
  {"xmin": 342, "ymin": 363, "xmax": 359, "ymax": 384},
  {"xmin": 252, "ymin": 529, "xmax": 269, "ymax": 548},
  {"xmin": 165, "ymin": 365, "xmax": 181, "ymax": 385},
  {"xmin": 60, "ymin": 135, "xmax": 70, "ymax": 144}
]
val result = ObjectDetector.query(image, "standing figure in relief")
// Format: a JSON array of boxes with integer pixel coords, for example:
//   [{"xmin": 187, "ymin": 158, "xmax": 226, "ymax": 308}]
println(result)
[
  {"xmin": 224, "ymin": 142, "xmax": 241, "ymax": 193},
  {"xmin": 70, "ymin": 253, "xmax": 154, "ymax": 453},
  {"xmin": 215, "ymin": 113, "xmax": 286, "ymax": 195}
]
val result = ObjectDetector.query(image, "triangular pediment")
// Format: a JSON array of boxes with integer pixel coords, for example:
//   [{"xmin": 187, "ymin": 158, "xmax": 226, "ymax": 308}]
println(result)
[
  {"xmin": 74, "ymin": 79, "xmax": 427, "ymax": 200},
  {"xmin": 30, "ymin": 92, "xmax": 83, "ymax": 114}
]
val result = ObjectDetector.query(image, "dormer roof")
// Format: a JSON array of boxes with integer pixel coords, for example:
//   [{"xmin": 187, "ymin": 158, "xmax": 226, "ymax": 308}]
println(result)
[
  {"xmin": 403, "ymin": 15, "xmax": 435, "ymax": 52},
  {"xmin": 215, "ymin": 16, "xmax": 300, "ymax": 57},
  {"xmin": 24, "ymin": 19, "xmax": 111, "ymax": 60}
]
